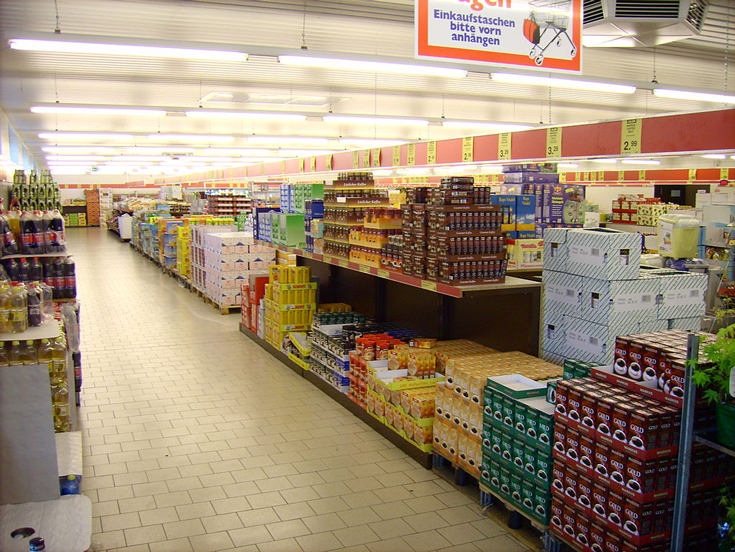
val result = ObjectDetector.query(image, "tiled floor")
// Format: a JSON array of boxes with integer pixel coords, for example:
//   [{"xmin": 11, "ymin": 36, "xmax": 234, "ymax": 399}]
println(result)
[{"xmin": 73, "ymin": 228, "xmax": 533, "ymax": 552}]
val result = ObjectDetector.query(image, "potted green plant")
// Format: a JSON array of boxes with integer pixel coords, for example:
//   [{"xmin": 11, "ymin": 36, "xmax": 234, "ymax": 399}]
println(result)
[
  {"xmin": 718, "ymin": 487, "xmax": 735, "ymax": 551},
  {"xmin": 694, "ymin": 323, "xmax": 735, "ymax": 448}
]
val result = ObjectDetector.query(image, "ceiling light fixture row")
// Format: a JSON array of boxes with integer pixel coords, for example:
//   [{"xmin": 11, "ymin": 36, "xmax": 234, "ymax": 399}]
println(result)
[{"xmin": 10, "ymin": 34, "xmax": 735, "ymax": 104}]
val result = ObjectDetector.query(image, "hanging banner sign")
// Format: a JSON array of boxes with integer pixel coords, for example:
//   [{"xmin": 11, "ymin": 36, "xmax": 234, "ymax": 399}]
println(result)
[
  {"xmin": 498, "ymin": 132, "xmax": 511, "ymax": 160},
  {"xmin": 462, "ymin": 137, "xmax": 474, "ymax": 162},
  {"xmin": 621, "ymin": 118, "xmax": 642, "ymax": 154},
  {"xmin": 415, "ymin": 0, "xmax": 582, "ymax": 72},
  {"xmin": 372, "ymin": 148, "xmax": 381, "ymax": 167},
  {"xmin": 546, "ymin": 127, "xmax": 562, "ymax": 158}
]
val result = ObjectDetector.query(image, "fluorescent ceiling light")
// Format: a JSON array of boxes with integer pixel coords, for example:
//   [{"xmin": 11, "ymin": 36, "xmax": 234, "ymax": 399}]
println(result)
[
  {"xmin": 147, "ymin": 134, "xmax": 235, "ymax": 143},
  {"xmin": 277, "ymin": 149, "xmax": 339, "ymax": 156},
  {"xmin": 39, "ymin": 132, "xmax": 134, "ymax": 140},
  {"xmin": 701, "ymin": 154, "xmax": 727, "ymax": 159},
  {"xmin": 373, "ymin": 169, "xmax": 394, "ymax": 177},
  {"xmin": 591, "ymin": 158, "xmax": 619, "ymax": 163},
  {"xmin": 653, "ymin": 89, "xmax": 735, "ymax": 104},
  {"xmin": 338, "ymin": 138, "xmax": 407, "ymax": 147},
  {"xmin": 324, "ymin": 115, "xmax": 429, "ymax": 126},
  {"xmin": 479, "ymin": 164, "xmax": 503, "ymax": 174},
  {"xmin": 731, "ymin": 156, "xmax": 735, "ymax": 160},
  {"xmin": 246, "ymin": 136, "xmax": 330, "ymax": 146},
  {"xmin": 109, "ymin": 156, "xmax": 171, "ymax": 162},
  {"xmin": 558, "ymin": 162, "xmax": 579, "ymax": 168},
  {"xmin": 43, "ymin": 147, "xmax": 117, "ymax": 154},
  {"xmin": 620, "ymin": 159, "xmax": 660, "ymax": 165},
  {"xmin": 442, "ymin": 121, "xmax": 532, "ymax": 131},
  {"xmin": 9, "ymin": 38, "xmax": 247, "ymax": 61},
  {"xmin": 31, "ymin": 106, "xmax": 167, "ymax": 116},
  {"xmin": 46, "ymin": 156, "xmax": 106, "ymax": 161},
  {"xmin": 201, "ymin": 148, "xmax": 271, "ymax": 156},
  {"xmin": 397, "ymin": 168, "xmax": 430, "ymax": 175},
  {"xmin": 158, "ymin": 156, "xmax": 237, "ymax": 162},
  {"xmin": 185, "ymin": 110, "xmax": 307, "ymax": 121},
  {"xmin": 491, "ymin": 72, "xmax": 636, "ymax": 94},
  {"xmin": 279, "ymin": 55, "xmax": 467, "ymax": 78}
]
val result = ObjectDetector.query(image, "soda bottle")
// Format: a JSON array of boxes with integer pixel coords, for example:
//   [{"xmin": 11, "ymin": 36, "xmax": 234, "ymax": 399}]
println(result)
[
  {"xmin": 8, "ymin": 282, "xmax": 27, "ymax": 333},
  {"xmin": 36, "ymin": 211, "xmax": 48, "ymax": 254},
  {"xmin": 3, "ymin": 258, "xmax": 19, "ymax": 281},
  {"xmin": 6, "ymin": 209, "xmax": 20, "ymax": 242},
  {"xmin": 62, "ymin": 257, "xmax": 76, "ymax": 299},
  {"xmin": 52, "ymin": 257, "xmax": 64, "ymax": 298},
  {"xmin": 0, "ymin": 264, "xmax": 10, "ymax": 284},
  {"xmin": 48, "ymin": 210, "xmax": 66, "ymax": 253},
  {"xmin": 29, "ymin": 257, "xmax": 43, "ymax": 282},
  {"xmin": 19, "ymin": 211, "xmax": 34, "ymax": 253},
  {"xmin": 38, "ymin": 282, "xmax": 53, "ymax": 321},
  {"xmin": 26, "ymin": 283, "xmax": 42, "ymax": 327},
  {"xmin": 42, "ymin": 211, "xmax": 54, "ymax": 252},
  {"xmin": 17, "ymin": 257, "xmax": 29, "ymax": 283},
  {"xmin": 37, "ymin": 338, "xmax": 53, "ymax": 374}
]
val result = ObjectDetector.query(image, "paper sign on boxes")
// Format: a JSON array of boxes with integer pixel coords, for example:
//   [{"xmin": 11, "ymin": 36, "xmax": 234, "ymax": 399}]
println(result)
[{"xmin": 541, "ymin": 228, "xmax": 706, "ymax": 365}]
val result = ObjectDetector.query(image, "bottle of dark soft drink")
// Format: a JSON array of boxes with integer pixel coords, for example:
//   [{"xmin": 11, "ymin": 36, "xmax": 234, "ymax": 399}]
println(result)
[
  {"xmin": 48, "ymin": 210, "xmax": 66, "ymax": 253},
  {"xmin": 52, "ymin": 257, "xmax": 64, "ymax": 298},
  {"xmin": 29, "ymin": 257, "xmax": 43, "ymax": 282},
  {"xmin": 17, "ymin": 257, "xmax": 30, "ymax": 283},
  {"xmin": 62, "ymin": 257, "xmax": 76, "ymax": 299}
]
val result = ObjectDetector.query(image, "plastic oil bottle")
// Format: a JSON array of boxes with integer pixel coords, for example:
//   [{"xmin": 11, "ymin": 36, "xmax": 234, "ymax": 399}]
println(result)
[
  {"xmin": 0, "ymin": 284, "xmax": 10, "ymax": 333},
  {"xmin": 8, "ymin": 282, "xmax": 27, "ymax": 333},
  {"xmin": 17, "ymin": 340, "xmax": 37, "ymax": 365},
  {"xmin": 51, "ymin": 337, "xmax": 67, "ymax": 377},
  {"xmin": 37, "ymin": 338, "xmax": 53, "ymax": 374}
]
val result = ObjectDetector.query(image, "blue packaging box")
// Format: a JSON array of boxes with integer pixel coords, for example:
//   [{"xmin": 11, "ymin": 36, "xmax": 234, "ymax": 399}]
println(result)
[
  {"xmin": 503, "ymin": 172, "xmax": 560, "ymax": 184},
  {"xmin": 490, "ymin": 195, "xmax": 517, "ymax": 232},
  {"xmin": 517, "ymin": 194, "xmax": 536, "ymax": 231}
]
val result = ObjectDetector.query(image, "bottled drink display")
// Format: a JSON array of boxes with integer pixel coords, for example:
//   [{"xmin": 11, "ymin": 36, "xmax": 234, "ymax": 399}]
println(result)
[
  {"xmin": 26, "ymin": 283, "xmax": 42, "ymax": 327},
  {"xmin": 62, "ymin": 257, "xmax": 76, "ymax": 299},
  {"xmin": 6, "ymin": 283, "xmax": 27, "ymax": 333}
]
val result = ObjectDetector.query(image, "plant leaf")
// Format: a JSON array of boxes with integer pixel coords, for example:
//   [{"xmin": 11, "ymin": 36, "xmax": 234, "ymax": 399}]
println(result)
[{"xmin": 703, "ymin": 388, "xmax": 721, "ymax": 405}]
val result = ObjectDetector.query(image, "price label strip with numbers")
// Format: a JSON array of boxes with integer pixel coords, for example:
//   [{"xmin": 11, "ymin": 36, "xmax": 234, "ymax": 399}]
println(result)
[
  {"xmin": 621, "ymin": 118, "xmax": 642, "ymax": 154},
  {"xmin": 462, "ymin": 137, "xmax": 474, "ymax": 162},
  {"xmin": 498, "ymin": 133, "xmax": 511, "ymax": 160},
  {"xmin": 546, "ymin": 127, "xmax": 562, "ymax": 158}
]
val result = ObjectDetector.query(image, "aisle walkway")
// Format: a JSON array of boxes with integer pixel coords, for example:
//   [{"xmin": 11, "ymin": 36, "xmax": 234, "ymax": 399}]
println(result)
[{"xmin": 73, "ymin": 228, "xmax": 532, "ymax": 552}]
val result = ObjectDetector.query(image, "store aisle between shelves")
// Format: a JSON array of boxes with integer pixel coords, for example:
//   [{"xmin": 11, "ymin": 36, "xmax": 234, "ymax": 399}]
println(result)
[{"xmin": 71, "ymin": 227, "xmax": 532, "ymax": 552}]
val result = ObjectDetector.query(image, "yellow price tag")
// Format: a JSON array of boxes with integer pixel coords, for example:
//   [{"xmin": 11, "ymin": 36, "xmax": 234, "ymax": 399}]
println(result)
[
  {"xmin": 721, "ymin": 168, "xmax": 729, "ymax": 181},
  {"xmin": 359, "ymin": 265, "xmax": 371, "ymax": 274},
  {"xmin": 688, "ymin": 168, "xmax": 696, "ymax": 181},
  {"xmin": 377, "ymin": 269, "xmax": 389, "ymax": 279},
  {"xmin": 421, "ymin": 280, "xmax": 437, "ymax": 292},
  {"xmin": 618, "ymin": 170, "xmax": 625, "ymax": 181},
  {"xmin": 546, "ymin": 127, "xmax": 562, "ymax": 158},
  {"xmin": 260, "ymin": 163, "xmax": 265, "ymax": 176},
  {"xmin": 326, "ymin": 155, "xmax": 333, "ymax": 171},
  {"xmin": 281, "ymin": 161, "xmax": 286, "ymax": 174},
  {"xmin": 598, "ymin": 171, "xmax": 605, "ymax": 182},
  {"xmin": 559, "ymin": 172, "xmax": 567, "ymax": 183},
  {"xmin": 310, "ymin": 157, "xmax": 316, "ymax": 172},
  {"xmin": 462, "ymin": 137, "xmax": 474, "ymax": 162},
  {"xmin": 372, "ymin": 148, "xmax": 381, "ymax": 167},
  {"xmin": 583, "ymin": 171, "xmax": 590, "ymax": 182},
  {"xmin": 407, "ymin": 143, "xmax": 416, "ymax": 166},
  {"xmin": 639, "ymin": 170, "xmax": 646, "ymax": 181},
  {"xmin": 498, "ymin": 133, "xmax": 511, "ymax": 160},
  {"xmin": 339, "ymin": 259, "xmax": 349, "ymax": 268},
  {"xmin": 427, "ymin": 141, "xmax": 437, "ymax": 165},
  {"xmin": 299, "ymin": 158, "xmax": 305, "ymax": 172},
  {"xmin": 621, "ymin": 118, "xmax": 642, "ymax": 154},
  {"xmin": 362, "ymin": 149, "xmax": 370, "ymax": 168},
  {"xmin": 491, "ymin": 174, "xmax": 499, "ymax": 183},
  {"xmin": 392, "ymin": 146, "xmax": 401, "ymax": 166},
  {"xmin": 352, "ymin": 151, "xmax": 359, "ymax": 169}
]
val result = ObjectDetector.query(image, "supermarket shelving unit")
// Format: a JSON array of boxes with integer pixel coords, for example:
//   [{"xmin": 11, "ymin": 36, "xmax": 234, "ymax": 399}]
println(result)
[{"xmin": 257, "ymin": 241, "xmax": 542, "ymax": 354}]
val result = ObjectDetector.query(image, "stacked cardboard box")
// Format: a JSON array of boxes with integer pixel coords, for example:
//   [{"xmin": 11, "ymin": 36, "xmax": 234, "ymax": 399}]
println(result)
[
  {"xmin": 159, "ymin": 219, "xmax": 184, "ymax": 270},
  {"xmin": 541, "ymin": 228, "xmax": 707, "ymax": 365},
  {"xmin": 189, "ymin": 224, "xmax": 238, "ymax": 293},
  {"xmin": 550, "ymin": 374, "xmax": 733, "ymax": 551},
  {"xmin": 202, "ymin": 232, "xmax": 275, "ymax": 307},
  {"xmin": 263, "ymin": 266, "xmax": 314, "ymax": 348},
  {"xmin": 84, "ymin": 188, "xmax": 100, "ymax": 226},
  {"xmin": 176, "ymin": 226, "xmax": 191, "ymax": 278}
]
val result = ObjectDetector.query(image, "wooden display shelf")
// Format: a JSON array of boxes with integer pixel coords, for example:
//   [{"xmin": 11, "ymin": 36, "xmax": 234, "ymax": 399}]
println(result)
[
  {"xmin": 256, "ymin": 240, "xmax": 541, "ymax": 299},
  {"xmin": 238, "ymin": 324, "xmax": 432, "ymax": 468}
]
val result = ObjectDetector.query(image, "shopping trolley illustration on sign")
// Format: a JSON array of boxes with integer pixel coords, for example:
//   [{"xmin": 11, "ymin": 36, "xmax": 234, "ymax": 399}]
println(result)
[{"xmin": 523, "ymin": 0, "xmax": 577, "ymax": 66}]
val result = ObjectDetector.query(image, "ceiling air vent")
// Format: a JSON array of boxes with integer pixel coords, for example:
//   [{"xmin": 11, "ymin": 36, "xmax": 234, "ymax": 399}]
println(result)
[
  {"xmin": 583, "ymin": 0, "xmax": 709, "ymax": 47},
  {"xmin": 583, "ymin": 0, "xmax": 605, "ymax": 25}
]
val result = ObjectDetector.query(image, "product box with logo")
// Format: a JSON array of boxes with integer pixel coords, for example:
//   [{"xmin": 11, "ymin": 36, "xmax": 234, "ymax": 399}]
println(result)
[
  {"xmin": 563, "ymin": 316, "xmax": 647, "ymax": 365},
  {"xmin": 648, "ymin": 269, "xmax": 707, "ymax": 320},
  {"xmin": 542, "ymin": 184, "xmax": 586, "ymax": 225},
  {"xmin": 507, "ymin": 238, "xmax": 543, "ymax": 270},
  {"xmin": 543, "ymin": 270, "xmax": 582, "ymax": 317},
  {"xmin": 516, "ymin": 194, "xmax": 536, "ymax": 231},
  {"xmin": 542, "ymin": 227, "xmax": 571, "ymax": 272},
  {"xmin": 566, "ymin": 228, "xmax": 641, "ymax": 280},
  {"xmin": 579, "ymin": 276, "xmax": 660, "ymax": 325},
  {"xmin": 489, "ymin": 194, "xmax": 518, "ymax": 232}
]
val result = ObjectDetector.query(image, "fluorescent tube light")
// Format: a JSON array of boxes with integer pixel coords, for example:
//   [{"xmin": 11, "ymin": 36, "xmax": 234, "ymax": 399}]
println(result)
[
  {"xmin": 43, "ymin": 147, "xmax": 117, "ymax": 154},
  {"xmin": 491, "ymin": 72, "xmax": 636, "ymax": 94},
  {"xmin": 276, "ymin": 149, "xmax": 339, "ymax": 156},
  {"xmin": 185, "ymin": 110, "xmax": 307, "ymax": 121},
  {"xmin": 247, "ymin": 136, "xmax": 330, "ymax": 145},
  {"xmin": 9, "ymin": 38, "xmax": 247, "ymax": 61},
  {"xmin": 558, "ymin": 162, "xmax": 579, "ymax": 168},
  {"xmin": 397, "ymin": 168, "xmax": 430, "ymax": 175},
  {"xmin": 324, "ymin": 115, "xmax": 429, "ymax": 126},
  {"xmin": 147, "ymin": 134, "xmax": 235, "ymax": 143},
  {"xmin": 279, "ymin": 55, "xmax": 467, "ymax": 78},
  {"xmin": 620, "ymin": 159, "xmax": 660, "ymax": 165},
  {"xmin": 701, "ymin": 154, "xmax": 727, "ymax": 159},
  {"xmin": 591, "ymin": 158, "xmax": 619, "ymax": 163},
  {"xmin": 200, "ymin": 148, "xmax": 271, "ymax": 156},
  {"xmin": 39, "ymin": 132, "xmax": 134, "ymax": 140},
  {"xmin": 373, "ymin": 169, "xmax": 394, "ymax": 177},
  {"xmin": 46, "ymin": 156, "xmax": 106, "ymax": 161},
  {"xmin": 653, "ymin": 89, "xmax": 735, "ymax": 104},
  {"xmin": 31, "ymin": 106, "xmax": 166, "ymax": 116},
  {"xmin": 338, "ymin": 138, "xmax": 407, "ymax": 147},
  {"xmin": 442, "ymin": 121, "xmax": 532, "ymax": 131}
]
